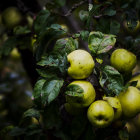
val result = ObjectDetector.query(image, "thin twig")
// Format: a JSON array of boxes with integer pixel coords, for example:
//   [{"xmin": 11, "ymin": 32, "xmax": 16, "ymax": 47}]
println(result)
[{"xmin": 63, "ymin": 0, "xmax": 88, "ymax": 17}]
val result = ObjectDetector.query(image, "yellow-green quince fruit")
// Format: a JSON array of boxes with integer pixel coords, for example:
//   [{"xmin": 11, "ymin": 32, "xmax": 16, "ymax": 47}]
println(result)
[
  {"xmin": 118, "ymin": 86, "xmax": 140, "ymax": 118},
  {"xmin": 66, "ymin": 81, "xmax": 96, "ymax": 108},
  {"xmin": 87, "ymin": 100, "xmax": 114, "ymax": 128},
  {"xmin": 10, "ymin": 48, "xmax": 21, "ymax": 60},
  {"xmin": 67, "ymin": 50, "xmax": 95, "ymax": 79},
  {"xmin": 129, "ymin": 74, "xmax": 140, "ymax": 89},
  {"xmin": 64, "ymin": 103, "xmax": 84, "ymax": 115},
  {"xmin": 2, "ymin": 7, "xmax": 22, "ymax": 29},
  {"xmin": 103, "ymin": 96, "xmax": 122, "ymax": 120},
  {"xmin": 110, "ymin": 49, "xmax": 137, "ymax": 73}
]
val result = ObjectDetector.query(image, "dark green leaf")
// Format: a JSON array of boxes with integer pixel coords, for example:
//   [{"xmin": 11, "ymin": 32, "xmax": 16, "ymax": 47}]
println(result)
[
  {"xmin": 9, "ymin": 127, "xmax": 26, "ymax": 136},
  {"xmin": 88, "ymin": 31, "xmax": 116, "ymax": 56},
  {"xmin": 123, "ymin": 81, "xmax": 138, "ymax": 91},
  {"xmin": 99, "ymin": 65, "xmax": 124, "ymax": 96},
  {"xmin": 83, "ymin": 125, "xmax": 95, "ymax": 140},
  {"xmin": 65, "ymin": 84, "xmax": 84, "ymax": 97},
  {"xmin": 36, "ymin": 68, "xmax": 58, "ymax": 79},
  {"xmin": 79, "ymin": 10, "xmax": 89, "ymax": 21},
  {"xmin": 42, "ymin": 79, "xmax": 64, "ymax": 104},
  {"xmin": 110, "ymin": 20, "xmax": 120, "ymax": 35},
  {"xmin": 13, "ymin": 26, "xmax": 31, "ymax": 35},
  {"xmin": 33, "ymin": 79, "xmax": 46, "ymax": 100},
  {"xmin": 86, "ymin": 4, "xmax": 102, "ymax": 29},
  {"xmin": 80, "ymin": 30, "xmax": 90, "ymax": 41},
  {"xmin": 70, "ymin": 115, "xmax": 87, "ymax": 139},
  {"xmin": 44, "ymin": 102, "xmax": 62, "ymax": 129},
  {"xmin": 54, "ymin": 0, "xmax": 66, "ymax": 7},
  {"xmin": 35, "ymin": 25, "xmax": 66, "ymax": 61},
  {"xmin": 52, "ymin": 37, "xmax": 78, "ymax": 55},
  {"xmin": 37, "ymin": 53, "xmax": 68, "ymax": 75},
  {"xmin": 37, "ymin": 54, "xmax": 59, "ymax": 67},
  {"xmin": 23, "ymin": 108, "xmax": 40, "ymax": 120},
  {"xmin": 26, "ymin": 124, "xmax": 42, "ymax": 136},
  {"xmin": 34, "ymin": 10, "xmax": 52, "ymax": 34},
  {"xmin": 104, "ymin": 8, "xmax": 116, "ymax": 16}
]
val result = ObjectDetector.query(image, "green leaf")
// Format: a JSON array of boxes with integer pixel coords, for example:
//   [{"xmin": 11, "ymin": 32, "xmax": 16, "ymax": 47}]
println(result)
[
  {"xmin": 83, "ymin": 125, "xmax": 95, "ymax": 140},
  {"xmin": 26, "ymin": 124, "xmax": 42, "ymax": 136},
  {"xmin": 36, "ymin": 68, "xmax": 58, "ymax": 79},
  {"xmin": 80, "ymin": 30, "xmax": 90, "ymax": 41},
  {"xmin": 86, "ymin": 4, "xmax": 102, "ymax": 29},
  {"xmin": 43, "ymin": 102, "xmax": 62, "ymax": 129},
  {"xmin": 9, "ymin": 127, "xmax": 26, "ymax": 136},
  {"xmin": 13, "ymin": 26, "xmax": 31, "ymax": 35},
  {"xmin": 70, "ymin": 115, "xmax": 87, "ymax": 139},
  {"xmin": 99, "ymin": 65, "xmax": 124, "ymax": 96},
  {"xmin": 37, "ymin": 53, "xmax": 68, "ymax": 75},
  {"xmin": 110, "ymin": 20, "xmax": 120, "ymax": 35},
  {"xmin": 104, "ymin": 8, "xmax": 116, "ymax": 16},
  {"xmin": 54, "ymin": 0, "xmax": 66, "ymax": 7},
  {"xmin": 41, "ymin": 79, "xmax": 64, "ymax": 104},
  {"xmin": 79, "ymin": 10, "xmax": 89, "ymax": 21},
  {"xmin": 33, "ymin": 79, "xmax": 46, "ymax": 100},
  {"xmin": 65, "ymin": 84, "xmax": 84, "ymax": 97},
  {"xmin": 88, "ymin": 31, "xmax": 116, "ymax": 56},
  {"xmin": 37, "ymin": 54, "xmax": 59, "ymax": 67},
  {"xmin": 52, "ymin": 37, "xmax": 78, "ymax": 55},
  {"xmin": 35, "ymin": 25, "xmax": 66, "ymax": 61},
  {"xmin": 123, "ymin": 81, "xmax": 138, "ymax": 92},
  {"xmin": 0, "ymin": 37, "xmax": 17, "ymax": 56},
  {"xmin": 23, "ymin": 108, "xmax": 40, "ymax": 120},
  {"xmin": 34, "ymin": 10, "xmax": 52, "ymax": 34}
]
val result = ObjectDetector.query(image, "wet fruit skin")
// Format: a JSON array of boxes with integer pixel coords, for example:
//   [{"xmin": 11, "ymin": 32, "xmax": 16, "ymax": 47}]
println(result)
[
  {"xmin": 87, "ymin": 100, "xmax": 114, "ymax": 128},
  {"xmin": 67, "ymin": 50, "xmax": 95, "ymax": 79},
  {"xmin": 2, "ymin": 7, "xmax": 22, "ymax": 29},
  {"xmin": 118, "ymin": 86, "xmax": 140, "ymax": 118},
  {"xmin": 66, "ymin": 81, "xmax": 96, "ymax": 108},
  {"xmin": 110, "ymin": 49, "xmax": 137, "ymax": 73}
]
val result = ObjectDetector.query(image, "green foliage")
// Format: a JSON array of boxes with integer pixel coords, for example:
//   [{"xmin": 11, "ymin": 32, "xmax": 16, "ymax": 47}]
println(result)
[
  {"xmin": 41, "ymin": 79, "xmax": 64, "ymax": 104},
  {"xmin": 99, "ymin": 65, "xmax": 124, "ymax": 96},
  {"xmin": 65, "ymin": 84, "xmax": 84, "ymax": 97},
  {"xmin": 1, "ymin": 0, "xmax": 140, "ymax": 139},
  {"xmin": 88, "ymin": 31, "xmax": 116, "ymax": 56},
  {"xmin": 23, "ymin": 109, "xmax": 40, "ymax": 120}
]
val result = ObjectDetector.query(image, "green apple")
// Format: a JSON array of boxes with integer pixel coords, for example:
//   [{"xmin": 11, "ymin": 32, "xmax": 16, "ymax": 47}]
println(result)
[
  {"xmin": 103, "ymin": 97, "xmax": 122, "ymax": 120},
  {"xmin": 67, "ymin": 50, "xmax": 95, "ymax": 79},
  {"xmin": 66, "ymin": 81, "xmax": 96, "ymax": 108},
  {"xmin": 87, "ymin": 100, "xmax": 114, "ymax": 128},
  {"xmin": 10, "ymin": 48, "xmax": 21, "ymax": 60},
  {"xmin": 110, "ymin": 49, "xmax": 137, "ymax": 73},
  {"xmin": 129, "ymin": 74, "xmax": 140, "ymax": 89},
  {"xmin": 64, "ymin": 103, "xmax": 84, "ymax": 115},
  {"xmin": 118, "ymin": 86, "xmax": 140, "ymax": 118},
  {"xmin": 2, "ymin": 7, "xmax": 22, "ymax": 29}
]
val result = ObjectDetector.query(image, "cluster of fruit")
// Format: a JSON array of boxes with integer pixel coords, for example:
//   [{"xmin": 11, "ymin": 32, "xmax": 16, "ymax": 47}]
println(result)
[{"xmin": 65, "ymin": 49, "xmax": 140, "ymax": 128}]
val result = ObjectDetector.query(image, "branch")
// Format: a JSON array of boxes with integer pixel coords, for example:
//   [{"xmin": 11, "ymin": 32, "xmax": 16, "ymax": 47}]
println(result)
[{"xmin": 63, "ymin": 0, "xmax": 88, "ymax": 17}]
